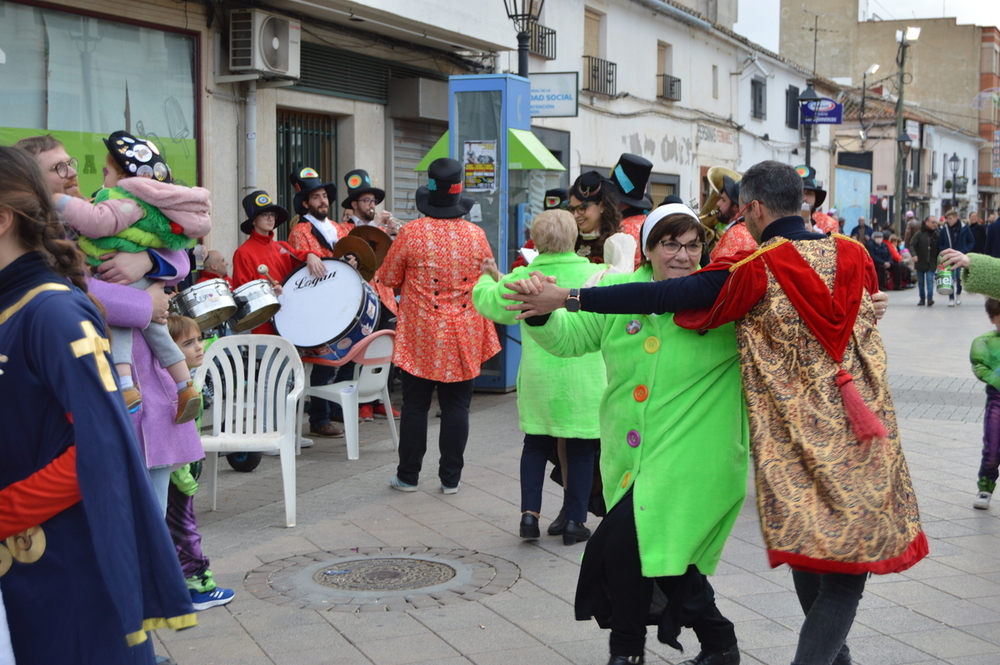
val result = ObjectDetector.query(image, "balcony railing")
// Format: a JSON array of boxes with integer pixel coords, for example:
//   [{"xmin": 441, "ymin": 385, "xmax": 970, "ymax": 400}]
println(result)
[
  {"xmin": 583, "ymin": 55, "xmax": 616, "ymax": 96},
  {"xmin": 658, "ymin": 74, "xmax": 681, "ymax": 101},
  {"xmin": 529, "ymin": 21, "xmax": 556, "ymax": 60}
]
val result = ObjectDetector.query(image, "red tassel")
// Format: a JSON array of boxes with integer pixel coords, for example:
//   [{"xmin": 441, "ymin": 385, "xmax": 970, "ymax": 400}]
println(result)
[
  {"xmin": 169, "ymin": 221, "xmax": 184, "ymax": 235},
  {"xmin": 835, "ymin": 369, "xmax": 887, "ymax": 444}
]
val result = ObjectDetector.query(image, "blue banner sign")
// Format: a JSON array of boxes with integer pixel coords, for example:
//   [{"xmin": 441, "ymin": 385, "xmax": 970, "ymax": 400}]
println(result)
[{"xmin": 801, "ymin": 98, "xmax": 843, "ymax": 125}]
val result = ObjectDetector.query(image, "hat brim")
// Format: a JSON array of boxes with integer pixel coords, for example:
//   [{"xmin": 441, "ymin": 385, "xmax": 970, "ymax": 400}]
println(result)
[
  {"xmin": 342, "ymin": 186, "xmax": 386, "ymax": 209},
  {"xmin": 415, "ymin": 187, "xmax": 475, "ymax": 219},
  {"xmin": 293, "ymin": 183, "xmax": 338, "ymax": 216},
  {"xmin": 618, "ymin": 192, "xmax": 654, "ymax": 209},
  {"xmin": 241, "ymin": 204, "xmax": 289, "ymax": 235},
  {"xmin": 806, "ymin": 188, "xmax": 827, "ymax": 209},
  {"xmin": 332, "ymin": 236, "xmax": 378, "ymax": 282}
]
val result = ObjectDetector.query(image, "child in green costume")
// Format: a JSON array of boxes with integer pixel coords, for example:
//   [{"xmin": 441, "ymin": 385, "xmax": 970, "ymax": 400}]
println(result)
[{"xmin": 56, "ymin": 131, "xmax": 211, "ymax": 423}]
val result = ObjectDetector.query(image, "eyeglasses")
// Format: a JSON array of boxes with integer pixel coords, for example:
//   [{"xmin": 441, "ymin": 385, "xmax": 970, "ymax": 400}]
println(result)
[
  {"xmin": 257, "ymin": 212, "xmax": 277, "ymax": 221},
  {"xmin": 51, "ymin": 158, "xmax": 78, "ymax": 179},
  {"xmin": 567, "ymin": 201, "xmax": 595, "ymax": 215},
  {"xmin": 658, "ymin": 239, "xmax": 705, "ymax": 255},
  {"xmin": 356, "ymin": 197, "xmax": 377, "ymax": 205}
]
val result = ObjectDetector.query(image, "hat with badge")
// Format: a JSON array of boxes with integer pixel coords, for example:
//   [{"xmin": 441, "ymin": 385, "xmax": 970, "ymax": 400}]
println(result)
[
  {"xmin": 415, "ymin": 158, "xmax": 475, "ymax": 219},
  {"xmin": 795, "ymin": 165, "xmax": 827, "ymax": 209},
  {"xmin": 289, "ymin": 167, "xmax": 337, "ymax": 217},
  {"xmin": 341, "ymin": 169, "xmax": 385, "ymax": 209},
  {"xmin": 103, "ymin": 131, "xmax": 172, "ymax": 183},
  {"xmin": 543, "ymin": 188, "xmax": 569, "ymax": 210},
  {"xmin": 608, "ymin": 153, "xmax": 653, "ymax": 209},
  {"xmin": 241, "ymin": 190, "xmax": 289, "ymax": 235}
]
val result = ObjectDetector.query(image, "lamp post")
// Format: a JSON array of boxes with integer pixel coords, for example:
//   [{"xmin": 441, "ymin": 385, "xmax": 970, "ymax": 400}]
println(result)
[
  {"xmin": 894, "ymin": 26, "xmax": 920, "ymax": 236},
  {"xmin": 949, "ymin": 152, "xmax": 960, "ymax": 213},
  {"xmin": 503, "ymin": 0, "xmax": 545, "ymax": 78},
  {"xmin": 895, "ymin": 130, "xmax": 913, "ymax": 235},
  {"xmin": 859, "ymin": 64, "xmax": 879, "ymax": 143},
  {"xmin": 797, "ymin": 82, "xmax": 821, "ymax": 168}
]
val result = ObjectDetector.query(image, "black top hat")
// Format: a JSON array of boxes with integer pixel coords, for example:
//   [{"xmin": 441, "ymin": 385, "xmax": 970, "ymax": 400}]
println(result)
[
  {"xmin": 795, "ymin": 165, "xmax": 827, "ymax": 209},
  {"xmin": 415, "ymin": 158, "xmax": 475, "ymax": 219},
  {"xmin": 660, "ymin": 194, "xmax": 684, "ymax": 206},
  {"xmin": 609, "ymin": 153, "xmax": 653, "ymax": 209},
  {"xmin": 341, "ymin": 169, "xmax": 385, "ymax": 209},
  {"xmin": 104, "ymin": 131, "xmax": 172, "ymax": 183},
  {"xmin": 241, "ymin": 190, "xmax": 289, "ymax": 235},
  {"xmin": 543, "ymin": 188, "xmax": 569, "ymax": 210},
  {"xmin": 289, "ymin": 167, "xmax": 337, "ymax": 217},
  {"xmin": 722, "ymin": 176, "xmax": 740, "ymax": 206}
]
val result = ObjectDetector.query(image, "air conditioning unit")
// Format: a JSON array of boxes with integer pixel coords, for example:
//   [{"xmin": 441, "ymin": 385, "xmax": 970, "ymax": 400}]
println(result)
[
  {"xmin": 906, "ymin": 170, "xmax": 914, "ymax": 187},
  {"xmin": 229, "ymin": 9, "xmax": 301, "ymax": 79}
]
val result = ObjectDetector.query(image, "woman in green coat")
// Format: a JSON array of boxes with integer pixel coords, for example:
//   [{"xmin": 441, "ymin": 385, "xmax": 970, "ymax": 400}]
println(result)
[
  {"xmin": 473, "ymin": 209, "xmax": 609, "ymax": 544},
  {"xmin": 522, "ymin": 204, "xmax": 749, "ymax": 665}
]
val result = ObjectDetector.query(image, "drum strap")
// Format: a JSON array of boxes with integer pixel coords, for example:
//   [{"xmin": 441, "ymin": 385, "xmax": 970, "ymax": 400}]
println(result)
[{"xmin": 309, "ymin": 223, "xmax": 335, "ymax": 253}]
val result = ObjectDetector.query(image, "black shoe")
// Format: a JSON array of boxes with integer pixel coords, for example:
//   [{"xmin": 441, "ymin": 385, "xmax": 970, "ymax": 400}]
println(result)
[
  {"xmin": 677, "ymin": 645, "xmax": 740, "ymax": 665},
  {"xmin": 607, "ymin": 657, "xmax": 643, "ymax": 665},
  {"xmin": 547, "ymin": 509, "xmax": 567, "ymax": 536},
  {"xmin": 563, "ymin": 521, "xmax": 591, "ymax": 545},
  {"xmin": 928, "ymin": 299, "xmax": 934, "ymax": 306},
  {"xmin": 917, "ymin": 300, "xmax": 925, "ymax": 306},
  {"xmin": 519, "ymin": 513, "xmax": 540, "ymax": 539}
]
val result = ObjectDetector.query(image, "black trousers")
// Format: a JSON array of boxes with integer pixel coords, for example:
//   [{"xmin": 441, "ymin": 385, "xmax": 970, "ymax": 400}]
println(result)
[
  {"xmin": 599, "ymin": 492, "xmax": 737, "ymax": 658},
  {"xmin": 395, "ymin": 369, "xmax": 474, "ymax": 488}
]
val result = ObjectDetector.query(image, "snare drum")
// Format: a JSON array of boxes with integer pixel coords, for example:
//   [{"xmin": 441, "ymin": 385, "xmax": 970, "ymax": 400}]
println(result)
[
  {"xmin": 170, "ymin": 279, "xmax": 237, "ymax": 330},
  {"xmin": 228, "ymin": 280, "xmax": 281, "ymax": 333},
  {"xmin": 272, "ymin": 258, "xmax": 380, "ymax": 361}
]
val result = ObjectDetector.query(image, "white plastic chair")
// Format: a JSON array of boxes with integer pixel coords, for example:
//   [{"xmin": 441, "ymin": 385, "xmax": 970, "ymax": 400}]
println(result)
[
  {"xmin": 299, "ymin": 330, "xmax": 399, "ymax": 460},
  {"xmin": 193, "ymin": 334, "xmax": 304, "ymax": 527}
]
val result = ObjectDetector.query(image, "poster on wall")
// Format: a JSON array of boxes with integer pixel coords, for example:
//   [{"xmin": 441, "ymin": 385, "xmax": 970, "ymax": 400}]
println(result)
[{"xmin": 464, "ymin": 141, "xmax": 497, "ymax": 191}]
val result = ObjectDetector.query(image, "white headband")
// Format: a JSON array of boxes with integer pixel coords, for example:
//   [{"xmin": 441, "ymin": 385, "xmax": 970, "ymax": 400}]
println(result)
[{"xmin": 640, "ymin": 203, "xmax": 701, "ymax": 259}]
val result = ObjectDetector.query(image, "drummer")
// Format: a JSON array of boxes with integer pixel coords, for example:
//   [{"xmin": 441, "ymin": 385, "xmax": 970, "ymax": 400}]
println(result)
[
  {"xmin": 287, "ymin": 167, "xmax": 343, "ymax": 255},
  {"xmin": 232, "ymin": 190, "xmax": 326, "ymax": 337},
  {"xmin": 341, "ymin": 169, "xmax": 399, "ymax": 236},
  {"xmin": 197, "ymin": 250, "xmax": 233, "ymax": 289}
]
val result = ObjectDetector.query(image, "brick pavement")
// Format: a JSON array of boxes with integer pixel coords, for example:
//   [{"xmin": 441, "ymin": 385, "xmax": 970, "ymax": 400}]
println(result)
[{"xmin": 153, "ymin": 287, "xmax": 1000, "ymax": 664}]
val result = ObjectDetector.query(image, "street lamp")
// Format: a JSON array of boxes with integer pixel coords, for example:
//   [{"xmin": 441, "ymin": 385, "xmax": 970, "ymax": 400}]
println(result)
[
  {"xmin": 797, "ymin": 82, "xmax": 821, "ymax": 168},
  {"xmin": 893, "ymin": 26, "xmax": 920, "ymax": 237},
  {"xmin": 949, "ymin": 152, "xmax": 960, "ymax": 212},
  {"xmin": 503, "ymin": 0, "xmax": 545, "ymax": 78},
  {"xmin": 859, "ymin": 64, "xmax": 879, "ymax": 144},
  {"xmin": 895, "ymin": 130, "xmax": 913, "ymax": 234}
]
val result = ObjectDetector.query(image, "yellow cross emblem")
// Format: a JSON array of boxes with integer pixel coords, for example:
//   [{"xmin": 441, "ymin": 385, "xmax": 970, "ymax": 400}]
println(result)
[{"xmin": 71, "ymin": 320, "xmax": 116, "ymax": 391}]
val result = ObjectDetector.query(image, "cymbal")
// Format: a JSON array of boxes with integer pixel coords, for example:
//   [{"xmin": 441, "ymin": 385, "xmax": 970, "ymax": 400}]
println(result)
[
  {"xmin": 349, "ymin": 225, "xmax": 393, "ymax": 267},
  {"xmin": 332, "ymin": 236, "xmax": 377, "ymax": 282}
]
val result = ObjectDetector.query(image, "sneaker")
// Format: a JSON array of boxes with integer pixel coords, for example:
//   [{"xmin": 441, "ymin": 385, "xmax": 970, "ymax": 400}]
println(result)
[
  {"xmin": 175, "ymin": 381, "xmax": 201, "ymax": 424},
  {"xmin": 299, "ymin": 437, "xmax": 314, "ymax": 448},
  {"xmin": 373, "ymin": 403, "xmax": 401, "ymax": 419},
  {"xmin": 390, "ymin": 475, "xmax": 418, "ymax": 492},
  {"xmin": 122, "ymin": 386, "xmax": 142, "ymax": 413},
  {"xmin": 359, "ymin": 404, "xmax": 374, "ymax": 422},
  {"xmin": 190, "ymin": 586, "xmax": 235, "ymax": 611},
  {"xmin": 957, "ymin": 294, "xmax": 962, "ymax": 305},
  {"xmin": 948, "ymin": 298, "xmax": 956, "ymax": 307},
  {"xmin": 975, "ymin": 491, "xmax": 992, "ymax": 510},
  {"xmin": 441, "ymin": 482, "xmax": 460, "ymax": 495},
  {"xmin": 310, "ymin": 422, "xmax": 345, "ymax": 438}
]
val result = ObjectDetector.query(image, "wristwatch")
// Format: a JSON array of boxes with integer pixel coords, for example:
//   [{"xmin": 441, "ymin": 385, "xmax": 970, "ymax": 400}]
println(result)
[{"xmin": 565, "ymin": 288, "xmax": 581, "ymax": 312}]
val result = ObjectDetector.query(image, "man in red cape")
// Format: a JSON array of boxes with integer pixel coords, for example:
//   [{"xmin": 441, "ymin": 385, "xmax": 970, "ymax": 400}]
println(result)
[{"xmin": 505, "ymin": 161, "xmax": 926, "ymax": 665}]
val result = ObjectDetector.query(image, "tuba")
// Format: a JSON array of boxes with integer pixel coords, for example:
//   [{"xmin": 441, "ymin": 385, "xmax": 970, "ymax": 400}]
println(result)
[{"xmin": 699, "ymin": 166, "xmax": 742, "ymax": 233}]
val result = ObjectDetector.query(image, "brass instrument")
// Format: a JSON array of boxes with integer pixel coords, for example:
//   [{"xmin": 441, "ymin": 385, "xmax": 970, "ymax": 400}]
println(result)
[{"xmin": 699, "ymin": 166, "xmax": 742, "ymax": 232}]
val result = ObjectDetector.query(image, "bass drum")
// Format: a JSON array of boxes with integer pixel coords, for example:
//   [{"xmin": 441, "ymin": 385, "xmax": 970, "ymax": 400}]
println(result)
[{"xmin": 272, "ymin": 258, "xmax": 380, "ymax": 361}]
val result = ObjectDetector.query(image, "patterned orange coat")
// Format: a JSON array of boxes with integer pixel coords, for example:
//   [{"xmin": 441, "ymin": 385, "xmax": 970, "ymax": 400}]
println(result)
[
  {"xmin": 710, "ymin": 222, "xmax": 757, "ymax": 262},
  {"xmin": 380, "ymin": 217, "xmax": 500, "ymax": 382},
  {"xmin": 620, "ymin": 214, "xmax": 644, "ymax": 269}
]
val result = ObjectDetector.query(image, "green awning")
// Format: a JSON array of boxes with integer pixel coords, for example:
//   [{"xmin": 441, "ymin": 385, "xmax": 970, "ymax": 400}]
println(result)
[
  {"xmin": 414, "ymin": 132, "xmax": 450, "ymax": 171},
  {"xmin": 414, "ymin": 129, "xmax": 565, "ymax": 171},
  {"xmin": 508, "ymin": 128, "xmax": 565, "ymax": 171}
]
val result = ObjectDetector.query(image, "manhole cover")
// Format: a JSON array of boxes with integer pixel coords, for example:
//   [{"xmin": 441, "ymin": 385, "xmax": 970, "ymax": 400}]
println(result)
[
  {"xmin": 245, "ymin": 546, "xmax": 520, "ymax": 612},
  {"xmin": 314, "ymin": 558, "xmax": 456, "ymax": 591}
]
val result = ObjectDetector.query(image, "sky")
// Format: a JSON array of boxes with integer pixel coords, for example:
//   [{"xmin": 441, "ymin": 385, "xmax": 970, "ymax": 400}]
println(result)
[{"xmin": 734, "ymin": 0, "xmax": 1000, "ymax": 54}]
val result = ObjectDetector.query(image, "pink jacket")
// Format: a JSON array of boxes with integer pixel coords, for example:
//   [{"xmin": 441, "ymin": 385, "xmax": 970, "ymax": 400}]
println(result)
[{"xmin": 60, "ymin": 178, "xmax": 212, "ymax": 240}]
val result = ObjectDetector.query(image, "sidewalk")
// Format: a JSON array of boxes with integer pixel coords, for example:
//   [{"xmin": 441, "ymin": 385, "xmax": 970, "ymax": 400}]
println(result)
[{"xmin": 155, "ymin": 286, "xmax": 1000, "ymax": 665}]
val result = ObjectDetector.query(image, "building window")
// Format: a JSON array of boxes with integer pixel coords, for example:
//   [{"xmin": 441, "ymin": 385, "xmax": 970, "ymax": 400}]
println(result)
[
  {"xmin": 0, "ymin": 2, "xmax": 198, "ymax": 189},
  {"xmin": 751, "ymin": 76, "xmax": 767, "ymax": 120},
  {"xmin": 785, "ymin": 85, "xmax": 800, "ymax": 129},
  {"xmin": 584, "ymin": 7, "xmax": 602, "ymax": 58},
  {"xmin": 712, "ymin": 65, "xmax": 719, "ymax": 99}
]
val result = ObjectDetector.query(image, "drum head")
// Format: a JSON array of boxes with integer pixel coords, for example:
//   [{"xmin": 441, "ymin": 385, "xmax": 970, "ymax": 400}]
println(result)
[{"xmin": 273, "ymin": 259, "xmax": 366, "ymax": 349}]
